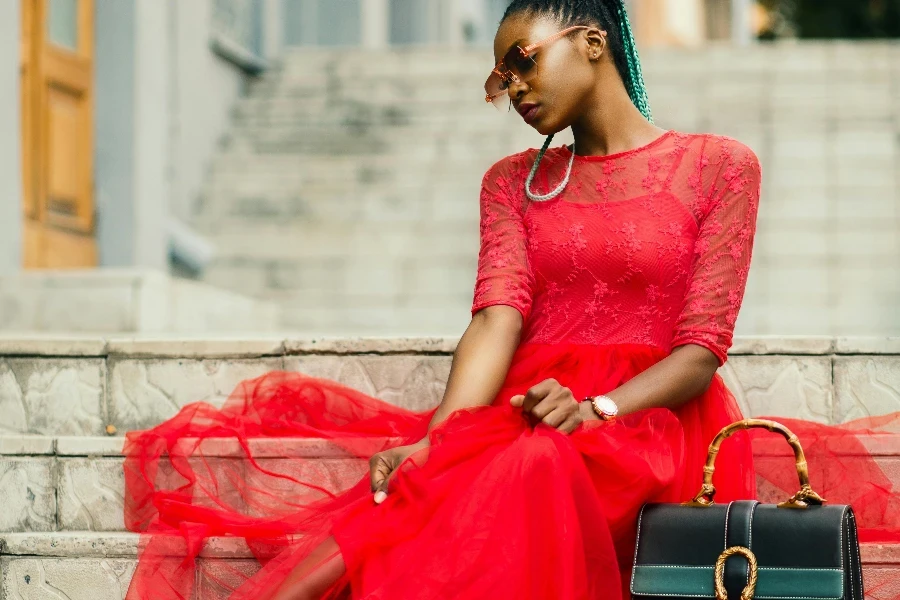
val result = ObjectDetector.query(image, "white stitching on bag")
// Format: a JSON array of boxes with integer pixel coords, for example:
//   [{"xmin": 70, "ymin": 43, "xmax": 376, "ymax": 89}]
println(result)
[{"xmin": 630, "ymin": 504, "xmax": 649, "ymax": 595}]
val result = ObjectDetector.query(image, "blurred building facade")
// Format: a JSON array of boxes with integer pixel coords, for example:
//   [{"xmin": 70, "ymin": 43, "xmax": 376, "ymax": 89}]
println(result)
[
  {"xmin": 1, "ymin": 0, "xmax": 898, "ymax": 337},
  {"xmin": 0, "ymin": 0, "xmax": 761, "ymax": 273}
]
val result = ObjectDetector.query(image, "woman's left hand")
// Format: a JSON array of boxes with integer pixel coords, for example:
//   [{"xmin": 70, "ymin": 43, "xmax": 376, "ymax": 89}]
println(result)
[{"xmin": 510, "ymin": 378, "xmax": 599, "ymax": 434}]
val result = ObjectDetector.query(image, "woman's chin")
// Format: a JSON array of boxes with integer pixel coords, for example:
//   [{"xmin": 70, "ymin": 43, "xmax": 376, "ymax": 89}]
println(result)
[{"xmin": 530, "ymin": 114, "xmax": 565, "ymax": 137}]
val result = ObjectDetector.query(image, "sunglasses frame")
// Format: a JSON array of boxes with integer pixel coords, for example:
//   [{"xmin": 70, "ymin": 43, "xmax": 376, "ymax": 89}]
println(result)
[{"xmin": 485, "ymin": 25, "xmax": 594, "ymax": 110}]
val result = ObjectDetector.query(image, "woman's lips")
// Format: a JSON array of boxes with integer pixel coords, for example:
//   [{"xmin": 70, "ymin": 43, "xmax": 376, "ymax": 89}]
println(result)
[{"xmin": 519, "ymin": 104, "xmax": 540, "ymax": 124}]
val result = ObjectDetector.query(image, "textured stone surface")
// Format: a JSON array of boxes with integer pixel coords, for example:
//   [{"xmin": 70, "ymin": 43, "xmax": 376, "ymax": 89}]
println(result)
[
  {"xmin": 0, "ymin": 335, "xmax": 108, "ymax": 357},
  {"xmin": 0, "ymin": 436, "xmax": 55, "ymax": 455},
  {"xmin": 0, "ymin": 532, "xmax": 139, "ymax": 557},
  {"xmin": 834, "ymin": 337, "xmax": 900, "ymax": 355},
  {"xmin": 106, "ymin": 337, "xmax": 286, "ymax": 358},
  {"xmin": 58, "ymin": 459, "xmax": 126, "ymax": 532},
  {"xmin": 56, "ymin": 437, "xmax": 125, "ymax": 456},
  {"xmin": 834, "ymin": 356, "xmax": 900, "ymax": 422},
  {"xmin": 284, "ymin": 354, "xmax": 450, "ymax": 411},
  {"xmin": 284, "ymin": 336, "xmax": 457, "ymax": 355},
  {"xmin": 718, "ymin": 356, "xmax": 833, "ymax": 423},
  {"xmin": 0, "ymin": 557, "xmax": 136, "ymax": 600},
  {"xmin": 0, "ymin": 458, "xmax": 55, "ymax": 532},
  {"xmin": 197, "ymin": 560, "xmax": 261, "ymax": 600},
  {"xmin": 0, "ymin": 533, "xmax": 254, "ymax": 558},
  {"xmin": 0, "ymin": 359, "xmax": 106, "ymax": 436},
  {"xmin": 108, "ymin": 358, "xmax": 283, "ymax": 431},
  {"xmin": 728, "ymin": 336, "xmax": 835, "ymax": 355}
]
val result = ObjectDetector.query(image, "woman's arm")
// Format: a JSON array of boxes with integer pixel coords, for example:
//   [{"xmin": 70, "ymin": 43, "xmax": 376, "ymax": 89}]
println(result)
[
  {"xmin": 511, "ymin": 344, "xmax": 721, "ymax": 428},
  {"xmin": 426, "ymin": 305, "xmax": 523, "ymax": 432},
  {"xmin": 370, "ymin": 305, "xmax": 522, "ymax": 502},
  {"xmin": 591, "ymin": 344, "xmax": 719, "ymax": 418}
]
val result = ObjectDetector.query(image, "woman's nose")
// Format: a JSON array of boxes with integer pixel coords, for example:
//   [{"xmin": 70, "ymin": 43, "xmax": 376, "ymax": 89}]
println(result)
[{"xmin": 507, "ymin": 79, "xmax": 530, "ymax": 105}]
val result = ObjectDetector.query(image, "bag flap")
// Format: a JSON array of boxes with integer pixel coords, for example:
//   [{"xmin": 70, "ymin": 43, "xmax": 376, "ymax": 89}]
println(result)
[{"xmin": 631, "ymin": 502, "xmax": 850, "ymax": 599}]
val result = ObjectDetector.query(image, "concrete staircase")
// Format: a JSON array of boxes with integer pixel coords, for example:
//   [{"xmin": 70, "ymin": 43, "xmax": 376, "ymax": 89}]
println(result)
[
  {"xmin": 1, "ymin": 335, "xmax": 899, "ymax": 597},
  {"xmin": 196, "ymin": 48, "xmax": 555, "ymax": 337},
  {"xmin": 191, "ymin": 43, "xmax": 900, "ymax": 337}
]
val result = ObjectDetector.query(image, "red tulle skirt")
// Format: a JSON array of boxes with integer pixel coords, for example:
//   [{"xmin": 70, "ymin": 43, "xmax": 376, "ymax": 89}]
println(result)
[{"xmin": 122, "ymin": 343, "xmax": 899, "ymax": 600}]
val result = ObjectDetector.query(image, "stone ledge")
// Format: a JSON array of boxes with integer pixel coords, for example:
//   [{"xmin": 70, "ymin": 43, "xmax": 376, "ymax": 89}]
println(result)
[
  {"xmin": 728, "ymin": 336, "xmax": 837, "ymax": 355},
  {"xmin": 105, "ymin": 337, "xmax": 286, "ymax": 358},
  {"xmin": 0, "ymin": 335, "xmax": 109, "ymax": 357},
  {"xmin": 42, "ymin": 436, "xmax": 405, "ymax": 458},
  {"xmin": 56, "ymin": 437, "xmax": 125, "ymax": 456},
  {"xmin": 1, "ymin": 335, "xmax": 898, "ymax": 358},
  {"xmin": 0, "ymin": 435, "xmax": 55, "ymax": 455},
  {"xmin": 1, "ymin": 532, "xmax": 892, "ymax": 562},
  {"xmin": 0, "ymin": 532, "xmax": 257, "ymax": 559}
]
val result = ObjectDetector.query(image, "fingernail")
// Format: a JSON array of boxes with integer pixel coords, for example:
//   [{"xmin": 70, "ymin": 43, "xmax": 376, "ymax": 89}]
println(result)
[{"xmin": 374, "ymin": 491, "xmax": 387, "ymax": 504}]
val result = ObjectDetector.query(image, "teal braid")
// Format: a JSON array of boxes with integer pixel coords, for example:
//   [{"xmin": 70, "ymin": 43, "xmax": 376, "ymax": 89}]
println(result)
[{"xmin": 616, "ymin": 2, "xmax": 653, "ymax": 122}]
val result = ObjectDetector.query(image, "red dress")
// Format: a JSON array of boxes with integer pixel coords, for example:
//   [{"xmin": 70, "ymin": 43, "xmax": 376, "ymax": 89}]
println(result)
[{"xmin": 123, "ymin": 131, "xmax": 899, "ymax": 600}]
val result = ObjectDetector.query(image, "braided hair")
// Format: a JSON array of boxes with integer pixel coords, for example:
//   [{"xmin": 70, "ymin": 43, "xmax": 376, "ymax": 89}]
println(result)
[
  {"xmin": 501, "ymin": 0, "xmax": 653, "ymax": 122},
  {"xmin": 501, "ymin": 0, "xmax": 654, "ymax": 201}
]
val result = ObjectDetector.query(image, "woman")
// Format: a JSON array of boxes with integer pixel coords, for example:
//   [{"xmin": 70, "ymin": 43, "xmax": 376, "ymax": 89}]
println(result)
[{"xmin": 123, "ymin": 1, "xmax": 899, "ymax": 599}]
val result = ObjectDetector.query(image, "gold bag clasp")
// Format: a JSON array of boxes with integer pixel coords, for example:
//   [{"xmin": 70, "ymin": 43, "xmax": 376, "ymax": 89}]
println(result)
[{"xmin": 715, "ymin": 546, "xmax": 758, "ymax": 600}]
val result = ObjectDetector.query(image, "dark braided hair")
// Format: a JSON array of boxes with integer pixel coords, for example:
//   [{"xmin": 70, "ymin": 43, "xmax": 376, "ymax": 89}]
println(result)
[{"xmin": 501, "ymin": 0, "xmax": 653, "ymax": 122}]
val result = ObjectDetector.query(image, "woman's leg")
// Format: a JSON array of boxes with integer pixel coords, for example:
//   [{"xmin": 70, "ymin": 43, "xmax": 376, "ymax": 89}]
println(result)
[{"xmin": 269, "ymin": 536, "xmax": 347, "ymax": 600}]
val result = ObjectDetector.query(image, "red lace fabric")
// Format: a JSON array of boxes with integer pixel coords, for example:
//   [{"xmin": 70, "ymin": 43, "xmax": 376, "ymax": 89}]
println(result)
[
  {"xmin": 123, "ymin": 131, "xmax": 899, "ymax": 600},
  {"xmin": 473, "ymin": 131, "xmax": 760, "ymax": 365}
]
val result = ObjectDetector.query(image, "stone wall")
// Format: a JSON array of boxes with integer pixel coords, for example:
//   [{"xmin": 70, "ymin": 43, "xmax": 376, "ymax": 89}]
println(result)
[{"xmin": 1, "ymin": 336, "xmax": 897, "ymax": 438}]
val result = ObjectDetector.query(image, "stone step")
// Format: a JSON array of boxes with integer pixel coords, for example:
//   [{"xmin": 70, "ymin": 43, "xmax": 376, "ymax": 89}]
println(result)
[
  {"xmin": 2, "ymin": 432, "xmax": 899, "ymax": 533},
  {"xmin": 0, "ymin": 435, "xmax": 378, "ymax": 533},
  {"xmin": 1, "ymin": 535, "xmax": 897, "ymax": 599},
  {"xmin": 226, "ymin": 128, "xmax": 519, "ymax": 158},
  {"xmin": 0, "ymin": 532, "xmax": 265, "ymax": 599},
  {"xmin": 205, "ymin": 152, "xmax": 503, "ymax": 177},
  {"xmin": 1, "ymin": 336, "xmax": 898, "ymax": 437},
  {"xmin": 203, "ymin": 223, "xmax": 480, "ymax": 261},
  {"xmin": 196, "ymin": 187, "xmax": 480, "ymax": 229},
  {"xmin": 0, "ymin": 270, "xmax": 280, "ymax": 334}
]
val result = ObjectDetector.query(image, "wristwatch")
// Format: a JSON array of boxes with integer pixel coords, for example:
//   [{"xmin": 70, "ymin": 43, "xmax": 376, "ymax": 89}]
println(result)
[{"xmin": 586, "ymin": 394, "xmax": 619, "ymax": 422}]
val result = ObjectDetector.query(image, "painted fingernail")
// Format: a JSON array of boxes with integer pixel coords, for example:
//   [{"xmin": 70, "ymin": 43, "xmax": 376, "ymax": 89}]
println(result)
[{"xmin": 374, "ymin": 491, "xmax": 387, "ymax": 504}]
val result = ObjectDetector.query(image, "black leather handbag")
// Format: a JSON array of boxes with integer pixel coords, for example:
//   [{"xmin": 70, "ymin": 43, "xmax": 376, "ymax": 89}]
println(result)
[{"xmin": 630, "ymin": 419, "xmax": 865, "ymax": 600}]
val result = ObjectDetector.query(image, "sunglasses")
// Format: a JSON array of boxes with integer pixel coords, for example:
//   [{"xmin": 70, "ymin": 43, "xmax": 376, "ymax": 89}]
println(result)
[{"xmin": 485, "ymin": 25, "xmax": 593, "ymax": 111}]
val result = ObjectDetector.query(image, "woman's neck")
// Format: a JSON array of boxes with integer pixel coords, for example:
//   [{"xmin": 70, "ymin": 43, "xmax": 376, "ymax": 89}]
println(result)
[{"xmin": 569, "ymin": 83, "xmax": 666, "ymax": 158}]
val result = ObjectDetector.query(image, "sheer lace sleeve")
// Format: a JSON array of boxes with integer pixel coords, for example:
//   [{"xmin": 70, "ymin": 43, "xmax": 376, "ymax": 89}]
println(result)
[
  {"xmin": 672, "ymin": 139, "xmax": 762, "ymax": 365},
  {"xmin": 471, "ymin": 159, "xmax": 534, "ymax": 320}
]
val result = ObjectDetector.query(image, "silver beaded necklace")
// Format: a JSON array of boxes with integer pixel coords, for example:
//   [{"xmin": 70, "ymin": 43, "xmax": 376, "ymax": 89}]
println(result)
[{"xmin": 525, "ymin": 133, "xmax": 576, "ymax": 202}]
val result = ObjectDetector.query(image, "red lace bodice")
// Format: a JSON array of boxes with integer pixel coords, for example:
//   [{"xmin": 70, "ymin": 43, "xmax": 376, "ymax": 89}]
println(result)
[{"xmin": 471, "ymin": 130, "xmax": 762, "ymax": 365}]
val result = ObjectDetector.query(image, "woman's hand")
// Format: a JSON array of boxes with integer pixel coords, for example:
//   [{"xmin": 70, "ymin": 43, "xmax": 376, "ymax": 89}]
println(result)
[
  {"xmin": 510, "ymin": 378, "xmax": 599, "ymax": 434},
  {"xmin": 369, "ymin": 438, "xmax": 430, "ymax": 504}
]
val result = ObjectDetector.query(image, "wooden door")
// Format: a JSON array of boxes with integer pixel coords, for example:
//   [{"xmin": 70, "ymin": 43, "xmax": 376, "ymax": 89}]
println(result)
[{"xmin": 21, "ymin": 0, "xmax": 96, "ymax": 269}]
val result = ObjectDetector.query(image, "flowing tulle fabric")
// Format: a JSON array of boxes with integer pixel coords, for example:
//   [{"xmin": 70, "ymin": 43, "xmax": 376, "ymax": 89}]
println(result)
[{"xmin": 123, "ymin": 343, "xmax": 898, "ymax": 600}]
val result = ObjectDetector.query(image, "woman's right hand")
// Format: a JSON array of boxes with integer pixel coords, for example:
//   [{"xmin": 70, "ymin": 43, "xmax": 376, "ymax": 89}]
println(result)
[{"xmin": 369, "ymin": 438, "xmax": 429, "ymax": 504}]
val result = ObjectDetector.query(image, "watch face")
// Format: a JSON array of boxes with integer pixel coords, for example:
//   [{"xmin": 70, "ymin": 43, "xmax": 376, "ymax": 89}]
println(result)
[{"xmin": 596, "ymin": 396, "xmax": 618, "ymax": 416}]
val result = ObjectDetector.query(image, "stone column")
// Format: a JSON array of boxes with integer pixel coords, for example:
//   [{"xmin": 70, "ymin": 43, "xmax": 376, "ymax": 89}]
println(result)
[
  {"xmin": 0, "ymin": 0, "xmax": 22, "ymax": 274},
  {"xmin": 361, "ymin": 0, "xmax": 389, "ymax": 48},
  {"xmin": 262, "ymin": 0, "xmax": 285, "ymax": 59},
  {"xmin": 94, "ymin": 0, "xmax": 169, "ymax": 269},
  {"xmin": 731, "ymin": 0, "xmax": 753, "ymax": 45}
]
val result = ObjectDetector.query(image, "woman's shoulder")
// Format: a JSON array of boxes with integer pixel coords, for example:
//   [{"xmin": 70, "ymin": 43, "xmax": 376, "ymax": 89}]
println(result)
[
  {"xmin": 484, "ymin": 148, "xmax": 539, "ymax": 176},
  {"xmin": 674, "ymin": 131, "xmax": 760, "ymax": 166}
]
